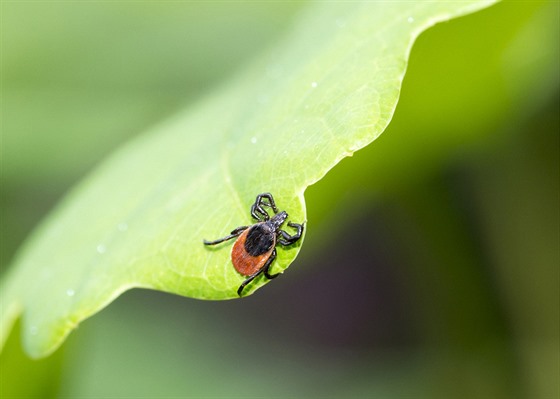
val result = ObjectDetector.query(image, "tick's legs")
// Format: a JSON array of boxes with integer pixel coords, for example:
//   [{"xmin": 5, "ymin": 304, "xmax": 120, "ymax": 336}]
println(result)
[
  {"xmin": 203, "ymin": 226, "xmax": 248, "ymax": 245},
  {"xmin": 251, "ymin": 192, "xmax": 279, "ymax": 221},
  {"xmin": 263, "ymin": 249, "xmax": 279, "ymax": 279},
  {"xmin": 237, "ymin": 271, "xmax": 261, "ymax": 296},
  {"xmin": 237, "ymin": 249, "xmax": 278, "ymax": 296},
  {"xmin": 278, "ymin": 222, "xmax": 304, "ymax": 246}
]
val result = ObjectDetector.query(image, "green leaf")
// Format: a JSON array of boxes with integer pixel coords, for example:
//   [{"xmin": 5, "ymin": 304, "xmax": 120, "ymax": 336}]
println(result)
[{"xmin": 1, "ymin": 0, "xmax": 496, "ymax": 358}]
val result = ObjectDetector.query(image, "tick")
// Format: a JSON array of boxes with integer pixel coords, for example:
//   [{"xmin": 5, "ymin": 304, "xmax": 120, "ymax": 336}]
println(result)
[{"xmin": 203, "ymin": 193, "xmax": 304, "ymax": 296}]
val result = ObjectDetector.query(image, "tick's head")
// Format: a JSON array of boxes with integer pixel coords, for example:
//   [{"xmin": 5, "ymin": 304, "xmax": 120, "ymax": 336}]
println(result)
[{"xmin": 269, "ymin": 211, "xmax": 288, "ymax": 230}]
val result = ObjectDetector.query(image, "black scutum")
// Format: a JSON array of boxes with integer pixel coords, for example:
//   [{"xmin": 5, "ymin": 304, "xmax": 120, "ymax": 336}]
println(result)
[{"xmin": 244, "ymin": 224, "xmax": 275, "ymax": 256}]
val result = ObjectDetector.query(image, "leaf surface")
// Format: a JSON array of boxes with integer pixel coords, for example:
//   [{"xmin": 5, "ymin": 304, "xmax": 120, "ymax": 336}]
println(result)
[{"xmin": 1, "ymin": 1, "xmax": 496, "ymax": 358}]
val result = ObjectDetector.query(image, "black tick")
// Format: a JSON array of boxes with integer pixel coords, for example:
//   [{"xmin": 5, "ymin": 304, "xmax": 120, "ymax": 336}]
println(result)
[{"xmin": 203, "ymin": 193, "xmax": 304, "ymax": 296}]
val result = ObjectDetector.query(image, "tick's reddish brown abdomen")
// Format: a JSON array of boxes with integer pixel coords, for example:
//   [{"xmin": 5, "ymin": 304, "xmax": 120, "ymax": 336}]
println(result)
[{"xmin": 231, "ymin": 227, "xmax": 274, "ymax": 276}]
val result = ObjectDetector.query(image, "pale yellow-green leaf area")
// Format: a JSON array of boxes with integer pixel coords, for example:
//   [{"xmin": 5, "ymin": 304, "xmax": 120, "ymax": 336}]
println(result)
[{"xmin": 1, "ymin": 1, "xmax": 496, "ymax": 358}]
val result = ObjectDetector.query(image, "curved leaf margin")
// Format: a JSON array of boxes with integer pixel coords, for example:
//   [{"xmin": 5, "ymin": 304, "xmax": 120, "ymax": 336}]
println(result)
[{"xmin": 1, "ymin": 1, "xmax": 497, "ymax": 358}]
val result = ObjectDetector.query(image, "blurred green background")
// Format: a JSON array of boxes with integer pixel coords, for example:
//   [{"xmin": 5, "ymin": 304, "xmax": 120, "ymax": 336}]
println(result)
[{"xmin": 1, "ymin": 1, "xmax": 558, "ymax": 398}]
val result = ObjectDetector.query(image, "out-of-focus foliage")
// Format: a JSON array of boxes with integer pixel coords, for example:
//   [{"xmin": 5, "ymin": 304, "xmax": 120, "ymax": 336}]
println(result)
[{"xmin": 1, "ymin": 1, "xmax": 558, "ymax": 398}]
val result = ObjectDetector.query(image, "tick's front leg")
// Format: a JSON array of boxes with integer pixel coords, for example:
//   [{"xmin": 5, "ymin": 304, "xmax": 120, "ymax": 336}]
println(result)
[
  {"xmin": 278, "ymin": 222, "xmax": 304, "ymax": 246},
  {"xmin": 251, "ymin": 192, "xmax": 278, "ymax": 221}
]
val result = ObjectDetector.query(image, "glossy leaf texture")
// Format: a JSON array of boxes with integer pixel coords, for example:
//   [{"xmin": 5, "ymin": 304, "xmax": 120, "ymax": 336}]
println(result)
[{"xmin": 0, "ymin": 1, "xmax": 496, "ymax": 358}]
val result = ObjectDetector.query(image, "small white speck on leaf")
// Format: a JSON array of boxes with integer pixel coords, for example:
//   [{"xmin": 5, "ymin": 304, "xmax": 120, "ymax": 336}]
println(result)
[{"xmin": 118, "ymin": 222, "xmax": 128, "ymax": 232}]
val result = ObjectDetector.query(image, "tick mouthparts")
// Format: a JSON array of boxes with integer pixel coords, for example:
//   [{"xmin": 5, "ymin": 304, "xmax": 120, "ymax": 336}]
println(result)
[{"xmin": 270, "ymin": 211, "xmax": 288, "ymax": 230}]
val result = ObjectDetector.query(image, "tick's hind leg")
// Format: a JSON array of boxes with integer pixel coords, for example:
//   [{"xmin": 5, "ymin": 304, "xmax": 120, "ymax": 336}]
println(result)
[
  {"xmin": 237, "ymin": 270, "xmax": 262, "ymax": 296},
  {"xmin": 263, "ymin": 249, "xmax": 280, "ymax": 279},
  {"xmin": 278, "ymin": 222, "xmax": 304, "ymax": 246},
  {"xmin": 251, "ymin": 192, "xmax": 279, "ymax": 221},
  {"xmin": 237, "ymin": 249, "xmax": 278, "ymax": 296},
  {"xmin": 203, "ymin": 226, "xmax": 248, "ymax": 245}
]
